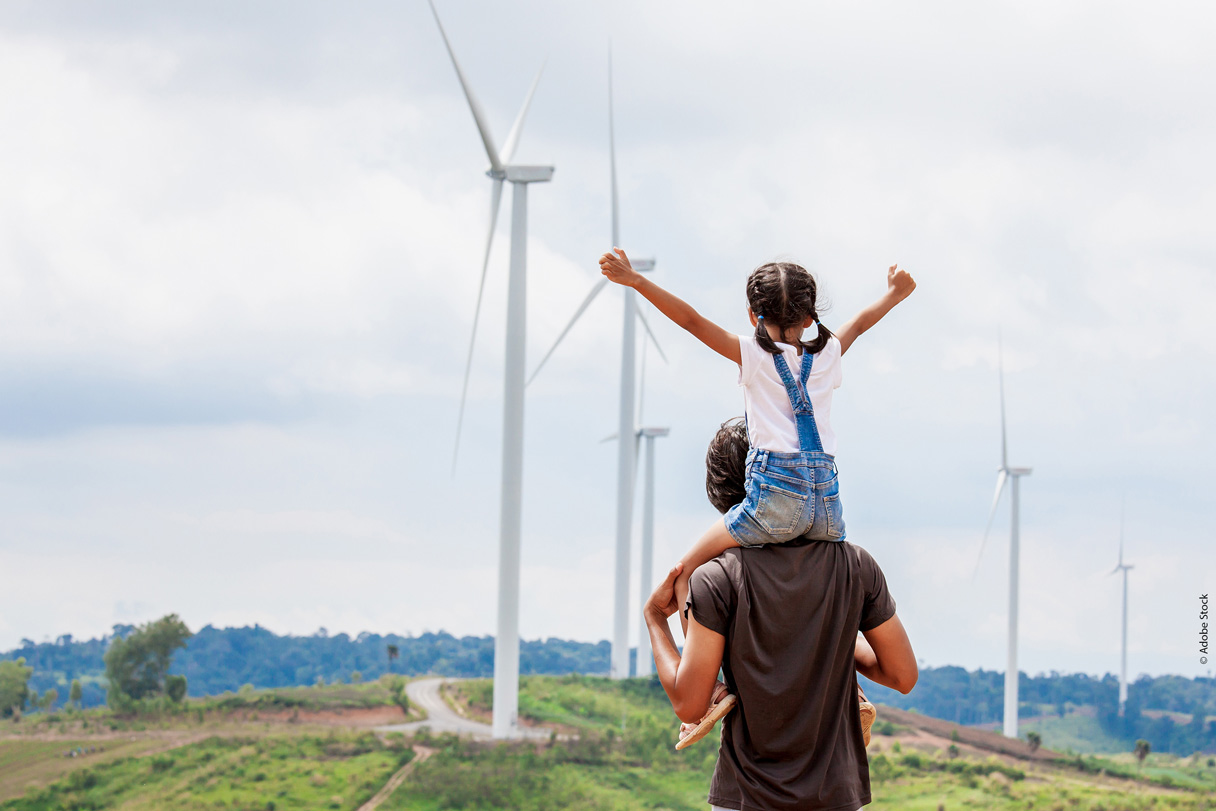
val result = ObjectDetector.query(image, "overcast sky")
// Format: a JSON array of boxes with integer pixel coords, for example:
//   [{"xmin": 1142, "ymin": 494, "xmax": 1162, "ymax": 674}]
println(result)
[{"xmin": 0, "ymin": 1, "xmax": 1212, "ymax": 681}]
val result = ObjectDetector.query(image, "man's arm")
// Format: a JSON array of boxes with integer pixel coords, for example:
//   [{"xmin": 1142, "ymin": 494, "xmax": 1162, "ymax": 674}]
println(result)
[
  {"xmin": 644, "ymin": 563, "xmax": 726, "ymax": 723},
  {"xmin": 836, "ymin": 264, "xmax": 916, "ymax": 355},
  {"xmin": 857, "ymin": 614, "xmax": 918, "ymax": 694}
]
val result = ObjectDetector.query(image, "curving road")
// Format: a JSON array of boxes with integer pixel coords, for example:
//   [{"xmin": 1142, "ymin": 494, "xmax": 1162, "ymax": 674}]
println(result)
[{"xmin": 377, "ymin": 678, "xmax": 551, "ymax": 740}]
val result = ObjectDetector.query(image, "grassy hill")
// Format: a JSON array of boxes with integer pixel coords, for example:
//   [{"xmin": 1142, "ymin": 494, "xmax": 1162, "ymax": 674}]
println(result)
[{"xmin": 1, "ymin": 675, "xmax": 1214, "ymax": 810}]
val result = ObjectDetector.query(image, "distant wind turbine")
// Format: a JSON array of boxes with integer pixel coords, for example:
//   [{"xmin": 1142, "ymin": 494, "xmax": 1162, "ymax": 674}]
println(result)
[
  {"xmin": 975, "ymin": 336, "xmax": 1032, "ymax": 739},
  {"xmin": 635, "ymin": 425, "xmax": 669, "ymax": 677},
  {"xmin": 1111, "ymin": 503, "xmax": 1133, "ymax": 716},
  {"xmin": 525, "ymin": 51, "xmax": 664, "ymax": 680},
  {"xmin": 429, "ymin": 0, "xmax": 553, "ymax": 739}
]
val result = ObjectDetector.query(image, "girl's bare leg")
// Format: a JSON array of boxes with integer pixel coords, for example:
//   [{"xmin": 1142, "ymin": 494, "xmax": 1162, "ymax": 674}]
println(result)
[{"xmin": 674, "ymin": 517, "xmax": 741, "ymax": 636}]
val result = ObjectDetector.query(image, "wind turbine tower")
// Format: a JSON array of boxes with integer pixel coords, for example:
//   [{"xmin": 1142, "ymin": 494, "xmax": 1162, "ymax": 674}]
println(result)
[
  {"xmin": 635, "ymin": 425, "xmax": 670, "ymax": 677},
  {"xmin": 977, "ymin": 339, "xmax": 1032, "ymax": 739},
  {"xmin": 429, "ymin": 0, "xmax": 553, "ymax": 739},
  {"xmin": 1111, "ymin": 507, "xmax": 1133, "ymax": 716},
  {"xmin": 525, "ymin": 53, "xmax": 663, "ymax": 680}
]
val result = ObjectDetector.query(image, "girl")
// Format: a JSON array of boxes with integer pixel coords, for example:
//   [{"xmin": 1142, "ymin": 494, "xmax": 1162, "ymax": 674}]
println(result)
[{"xmin": 598, "ymin": 247, "xmax": 915, "ymax": 744}]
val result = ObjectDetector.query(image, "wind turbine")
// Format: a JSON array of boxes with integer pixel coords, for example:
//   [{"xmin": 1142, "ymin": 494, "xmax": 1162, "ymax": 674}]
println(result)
[
  {"xmin": 975, "ymin": 337, "xmax": 1032, "ymax": 739},
  {"xmin": 429, "ymin": 0, "xmax": 553, "ymax": 739},
  {"xmin": 1111, "ymin": 504, "xmax": 1133, "ymax": 716},
  {"xmin": 525, "ymin": 52, "xmax": 664, "ymax": 680},
  {"xmin": 635, "ymin": 425, "xmax": 669, "ymax": 677}
]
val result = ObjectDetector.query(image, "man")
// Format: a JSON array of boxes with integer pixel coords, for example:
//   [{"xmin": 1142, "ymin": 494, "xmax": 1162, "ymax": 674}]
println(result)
[{"xmin": 643, "ymin": 419, "xmax": 918, "ymax": 811}]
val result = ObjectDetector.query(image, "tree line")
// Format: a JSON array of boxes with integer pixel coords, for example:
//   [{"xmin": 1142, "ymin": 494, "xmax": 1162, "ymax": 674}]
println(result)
[
  {"xmin": 2, "ymin": 621, "xmax": 611, "ymax": 710},
  {"xmin": 2, "ymin": 614, "xmax": 191, "ymax": 717}
]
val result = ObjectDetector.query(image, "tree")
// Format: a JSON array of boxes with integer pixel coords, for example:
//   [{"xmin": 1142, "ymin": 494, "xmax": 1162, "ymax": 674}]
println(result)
[
  {"xmin": 1026, "ymin": 731, "xmax": 1042, "ymax": 754},
  {"xmin": 69, "ymin": 680, "xmax": 83, "ymax": 709},
  {"xmin": 350, "ymin": 671, "xmax": 363, "ymax": 684},
  {"xmin": 104, "ymin": 614, "xmax": 192, "ymax": 709},
  {"xmin": 165, "ymin": 675, "xmax": 187, "ymax": 704},
  {"xmin": 40, "ymin": 688, "xmax": 58, "ymax": 713},
  {"xmin": 0, "ymin": 658, "xmax": 33, "ymax": 718},
  {"xmin": 387, "ymin": 644, "xmax": 399, "ymax": 672},
  {"xmin": 1134, "ymin": 739, "xmax": 1151, "ymax": 772}
]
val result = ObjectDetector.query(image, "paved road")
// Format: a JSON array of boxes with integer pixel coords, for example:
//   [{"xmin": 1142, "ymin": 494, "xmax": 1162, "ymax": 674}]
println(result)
[{"xmin": 377, "ymin": 678, "xmax": 551, "ymax": 740}]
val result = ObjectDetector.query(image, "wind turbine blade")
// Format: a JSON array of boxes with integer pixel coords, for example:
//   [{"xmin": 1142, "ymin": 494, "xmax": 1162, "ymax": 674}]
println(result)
[
  {"xmin": 526, "ymin": 278, "xmax": 609, "ymax": 386},
  {"xmin": 500, "ymin": 62, "xmax": 545, "ymax": 165},
  {"xmin": 635, "ymin": 306, "xmax": 668, "ymax": 364},
  {"xmin": 452, "ymin": 178, "xmax": 505, "ymax": 472},
  {"xmin": 973, "ymin": 470, "xmax": 1008, "ymax": 576},
  {"xmin": 637, "ymin": 330, "xmax": 647, "ymax": 425},
  {"xmin": 609, "ymin": 46, "xmax": 619, "ymax": 247},
  {"xmin": 998, "ymin": 330, "xmax": 1008, "ymax": 469},
  {"xmin": 601, "ymin": 433, "xmax": 617, "ymax": 443},
  {"xmin": 427, "ymin": 0, "xmax": 503, "ymax": 174}
]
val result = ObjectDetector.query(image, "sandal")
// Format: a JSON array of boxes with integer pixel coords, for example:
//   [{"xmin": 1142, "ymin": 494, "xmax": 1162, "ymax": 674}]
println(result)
[
  {"xmin": 858, "ymin": 685, "xmax": 876, "ymax": 746},
  {"xmin": 675, "ymin": 689, "xmax": 737, "ymax": 750}
]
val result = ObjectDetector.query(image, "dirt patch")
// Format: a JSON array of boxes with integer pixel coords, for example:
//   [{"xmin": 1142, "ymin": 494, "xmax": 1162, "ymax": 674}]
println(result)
[
  {"xmin": 871, "ymin": 704, "xmax": 1062, "ymax": 763},
  {"xmin": 225, "ymin": 706, "xmax": 408, "ymax": 727}
]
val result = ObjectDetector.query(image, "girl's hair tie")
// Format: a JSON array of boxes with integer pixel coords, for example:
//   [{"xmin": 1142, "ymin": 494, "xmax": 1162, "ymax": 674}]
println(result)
[{"xmin": 756, "ymin": 314, "xmax": 764, "ymax": 320}]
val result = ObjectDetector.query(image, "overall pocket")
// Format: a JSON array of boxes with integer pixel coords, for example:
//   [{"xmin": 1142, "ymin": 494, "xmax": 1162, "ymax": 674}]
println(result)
[
  {"xmin": 754, "ymin": 480, "xmax": 809, "ymax": 536},
  {"xmin": 823, "ymin": 493, "xmax": 845, "ymax": 539},
  {"xmin": 811, "ymin": 463, "xmax": 844, "ymax": 540}
]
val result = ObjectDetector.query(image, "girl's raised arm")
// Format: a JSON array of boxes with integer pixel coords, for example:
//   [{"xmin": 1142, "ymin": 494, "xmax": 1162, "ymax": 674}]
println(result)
[
  {"xmin": 837, "ymin": 264, "xmax": 916, "ymax": 354},
  {"xmin": 600, "ymin": 248, "xmax": 741, "ymax": 365}
]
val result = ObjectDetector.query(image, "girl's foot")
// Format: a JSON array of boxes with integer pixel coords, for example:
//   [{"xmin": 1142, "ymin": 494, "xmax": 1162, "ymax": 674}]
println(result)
[
  {"xmin": 675, "ymin": 682, "xmax": 736, "ymax": 750},
  {"xmin": 858, "ymin": 685, "xmax": 876, "ymax": 746}
]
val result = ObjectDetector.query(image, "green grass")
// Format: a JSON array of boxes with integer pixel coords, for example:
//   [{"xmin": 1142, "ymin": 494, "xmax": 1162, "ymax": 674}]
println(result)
[
  {"xmin": 464, "ymin": 674, "xmax": 682, "ymax": 731},
  {"xmin": 381, "ymin": 730, "xmax": 719, "ymax": 811},
  {"xmin": 0, "ymin": 733, "xmax": 412, "ymax": 811},
  {"xmin": 1019, "ymin": 711, "xmax": 1135, "ymax": 754},
  {"xmin": 205, "ymin": 679, "xmax": 406, "ymax": 712}
]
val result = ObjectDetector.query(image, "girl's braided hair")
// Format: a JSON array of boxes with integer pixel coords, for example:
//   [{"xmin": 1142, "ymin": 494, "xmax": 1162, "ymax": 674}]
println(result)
[{"xmin": 746, "ymin": 261, "xmax": 832, "ymax": 356}]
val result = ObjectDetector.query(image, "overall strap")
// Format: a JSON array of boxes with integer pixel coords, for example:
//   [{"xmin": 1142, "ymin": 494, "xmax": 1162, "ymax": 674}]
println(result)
[{"xmin": 772, "ymin": 349, "xmax": 824, "ymax": 454}]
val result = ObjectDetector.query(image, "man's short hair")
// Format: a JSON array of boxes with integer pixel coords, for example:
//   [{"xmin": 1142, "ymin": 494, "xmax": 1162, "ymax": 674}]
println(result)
[{"xmin": 705, "ymin": 417, "xmax": 749, "ymax": 514}]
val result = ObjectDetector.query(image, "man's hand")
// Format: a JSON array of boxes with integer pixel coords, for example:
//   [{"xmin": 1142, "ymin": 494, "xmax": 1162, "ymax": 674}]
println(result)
[
  {"xmin": 644, "ymin": 562, "xmax": 685, "ymax": 621},
  {"xmin": 887, "ymin": 264, "xmax": 916, "ymax": 302},
  {"xmin": 599, "ymin": 247, "xmax": 644, "ymax": 288}
]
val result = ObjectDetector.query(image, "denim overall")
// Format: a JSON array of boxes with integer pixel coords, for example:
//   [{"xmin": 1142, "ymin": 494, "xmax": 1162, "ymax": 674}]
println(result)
[{"xmin": 723, "ymin": 349, "xmax": 846, "ymax": 546}]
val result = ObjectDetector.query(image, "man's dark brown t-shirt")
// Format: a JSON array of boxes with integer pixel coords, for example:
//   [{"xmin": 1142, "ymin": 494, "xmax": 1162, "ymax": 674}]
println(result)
[{"xmin": 687, "ymin": 540, "xmax": 896, "ymax": 811}]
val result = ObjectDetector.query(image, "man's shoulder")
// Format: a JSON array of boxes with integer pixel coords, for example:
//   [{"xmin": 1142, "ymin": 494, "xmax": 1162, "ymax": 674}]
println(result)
[
  {"xmin": 732, "ymin": 539, "xmax": 885, "ymax": 578},
  {"xmin": 700, "ymin": 547, "xmax": 745, "ymax": 582},
  {"xmin": 841, "ymin": 540, "xmax": 878, "ymax": 565}
]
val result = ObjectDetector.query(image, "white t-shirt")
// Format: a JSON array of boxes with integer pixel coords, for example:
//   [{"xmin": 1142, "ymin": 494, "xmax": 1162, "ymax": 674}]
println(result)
[{"xmin": 737, "ymin": 334, "xmax": 843, "ymax": 455}]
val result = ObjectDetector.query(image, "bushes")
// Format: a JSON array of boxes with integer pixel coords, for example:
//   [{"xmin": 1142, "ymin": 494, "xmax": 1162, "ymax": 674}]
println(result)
[{"xmin": 869, "ymin": 749, "xmax": 1026, "ymax": 784}]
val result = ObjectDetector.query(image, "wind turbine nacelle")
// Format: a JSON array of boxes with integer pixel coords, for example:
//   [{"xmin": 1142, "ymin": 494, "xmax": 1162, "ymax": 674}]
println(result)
[
  {"xmin": 502, "ymin": 165, "xmax": 555, "ymax": 183},
  {"xmin": 1009, "ymin": 467, "xmax": 1033, "ymax": 476},
  {"xmin": 639, "ymin": 426, "xmax": 670, "ymax": 438},
  {"xmin": 632, "ymin": 259, "xmax": 656, "ymax": 273}
]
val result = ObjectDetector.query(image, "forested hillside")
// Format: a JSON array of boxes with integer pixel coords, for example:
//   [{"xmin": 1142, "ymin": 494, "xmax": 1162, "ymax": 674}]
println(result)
[
  {"xmin": 862, "ymin": 666, "xmax": 1216, "ymax": 756},
  {"xmin": 2, "ymin": 625, "xmax": 609, "ymax": 706}
]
